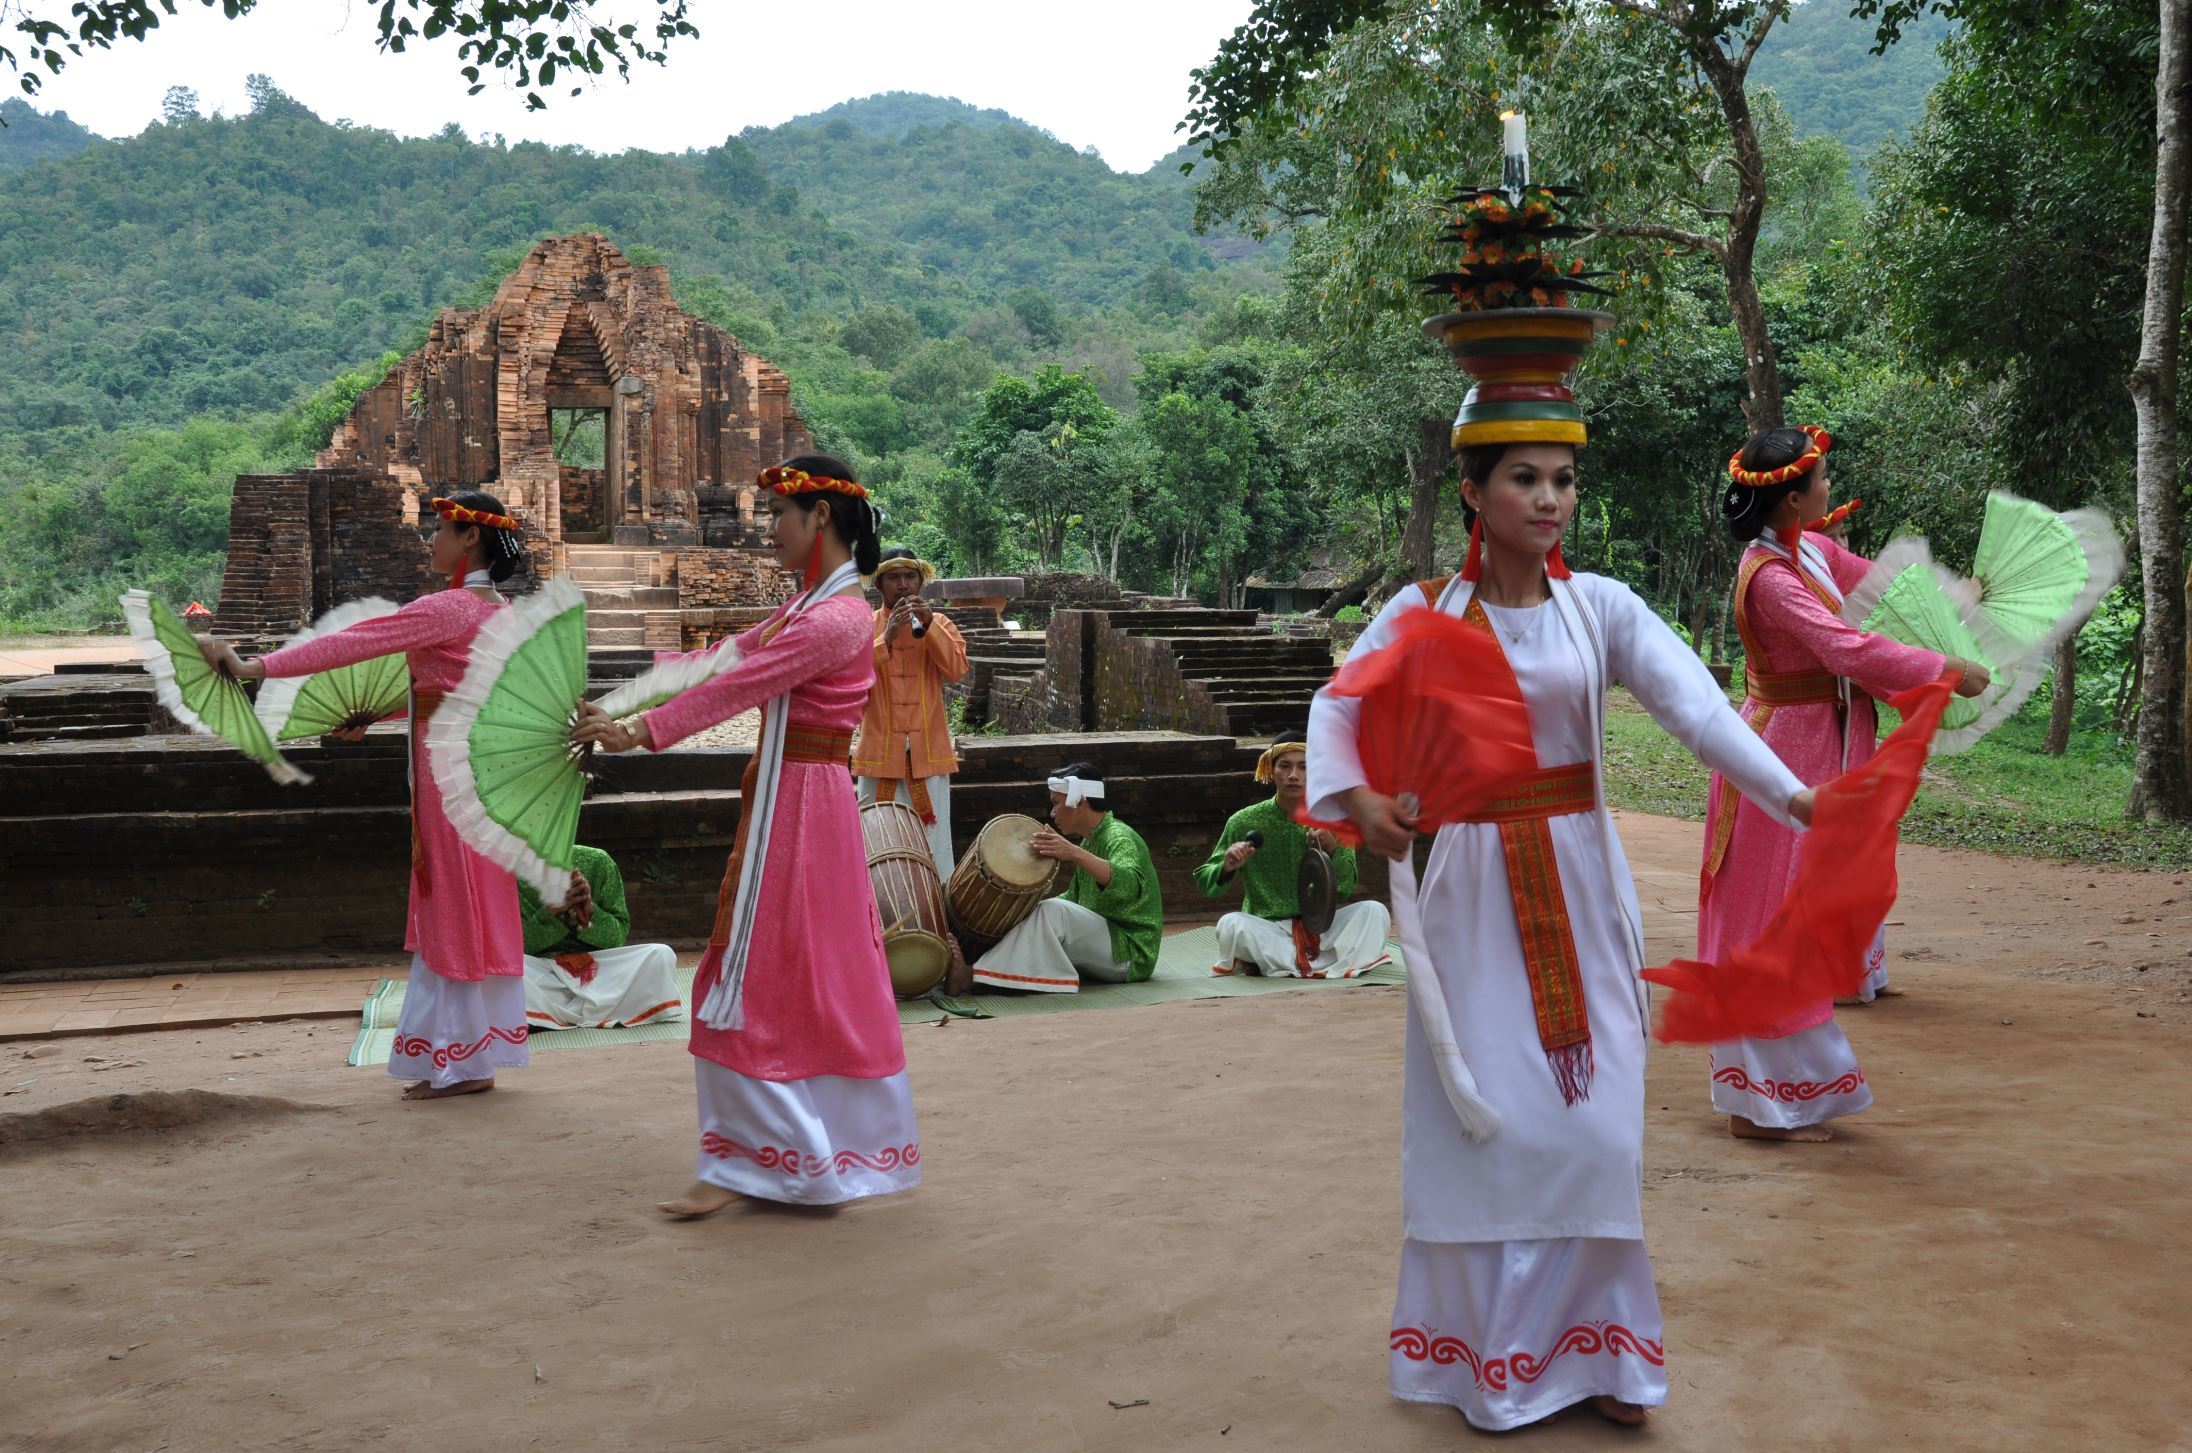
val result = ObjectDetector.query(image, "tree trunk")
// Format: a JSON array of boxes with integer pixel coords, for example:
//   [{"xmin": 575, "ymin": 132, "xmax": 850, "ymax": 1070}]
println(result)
[
  {"xmin": 2127, "ymin": 0, "xmax": 2192, "ymax": 821},
  {"xmin": 1400, "ymin": 414, "xmax": 1450, "ymax": 580},
  {"xmin": 2044, "ymin": 631, "xmax": 2078, "ymax": 756},
  {"xmin": 1692, "ymin": 40, "xmax": 1787, "ymax": 430},
  {"xmin": 1316, "ymin": 555, "xmax": 1393, "ymax": 618}
]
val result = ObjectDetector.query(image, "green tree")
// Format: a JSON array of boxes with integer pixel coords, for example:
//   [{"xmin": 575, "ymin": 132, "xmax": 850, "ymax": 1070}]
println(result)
[{"xmin": 6, "ymin": 0, "xmax": 699, "ymax": 109}]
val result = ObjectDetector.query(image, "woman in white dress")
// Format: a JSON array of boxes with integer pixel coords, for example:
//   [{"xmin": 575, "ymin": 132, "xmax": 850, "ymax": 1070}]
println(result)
[{"xmin": 1309, "ymin": 440, "xmax": 1815, "ymax": 1431}]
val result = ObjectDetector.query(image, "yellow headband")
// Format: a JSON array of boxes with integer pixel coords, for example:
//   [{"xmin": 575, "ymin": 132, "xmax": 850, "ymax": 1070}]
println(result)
[{"xmin": 1255, "ymin": 741, "xmax": 1308, "ymax": 784}]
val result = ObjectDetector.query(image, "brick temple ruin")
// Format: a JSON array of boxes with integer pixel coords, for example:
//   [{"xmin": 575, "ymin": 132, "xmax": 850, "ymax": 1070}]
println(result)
[{"xmin": 215, "ymin": 233, "xmax": 807, "ymax": 647}]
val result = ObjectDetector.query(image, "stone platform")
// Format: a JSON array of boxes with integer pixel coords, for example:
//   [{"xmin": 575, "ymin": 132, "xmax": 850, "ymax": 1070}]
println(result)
[{"xmin": 0, "ymin": 730, "xmax": 1384, "ymax": 978}]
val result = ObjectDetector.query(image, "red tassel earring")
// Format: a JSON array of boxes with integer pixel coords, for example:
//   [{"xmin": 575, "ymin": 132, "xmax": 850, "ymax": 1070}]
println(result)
[
  {"xmin": 802, "ymin": 534, "xmax": 824, "ymax": 591},
  {"xmin": 1546, "ymin": 540, "xmax": 1573, "ymax": 580},
  {"xmin": 1460, "ymin": 516, "xmax": 1484, "ymax": 582},
  {"xmin": 1775, "ymin": 521, "xmax": 1803, "ymax": 555}
]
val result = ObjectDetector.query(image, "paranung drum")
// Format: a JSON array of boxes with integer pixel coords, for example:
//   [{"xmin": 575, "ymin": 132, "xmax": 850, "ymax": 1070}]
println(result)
[
  {"xmin": 945, "ymin": 812, "xmax": 1061, "ymax": 957},
  {"xmin": 861, "ymin": 799, "xmax": 952, "ymax": 998}
]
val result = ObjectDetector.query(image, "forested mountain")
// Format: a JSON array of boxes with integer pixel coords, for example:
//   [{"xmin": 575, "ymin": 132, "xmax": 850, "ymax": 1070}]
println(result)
[
  {"xmin": 0, "ymin": 98, "xmax": 95, "ymax": 171},
  {"xmin": 1751, "ymin": 0, "xmax": 1951, "ymax": 161},
  {"xmin": 0, "ymin": 84, "xmax": 1268, "ymax": 626}
]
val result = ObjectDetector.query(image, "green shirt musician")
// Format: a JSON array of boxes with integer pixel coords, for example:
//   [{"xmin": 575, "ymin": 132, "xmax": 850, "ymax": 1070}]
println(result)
[
  {"xmin": 517, "ymin": 843, "xmax": 686, "ymax": 1030},
  {"xmin": 967, "ymin": 760, "xmax": 1164, "ymax": 992},
  {"xmin": 1195, "ymin": 731, "xmax": 1391, "ymax": 978}
]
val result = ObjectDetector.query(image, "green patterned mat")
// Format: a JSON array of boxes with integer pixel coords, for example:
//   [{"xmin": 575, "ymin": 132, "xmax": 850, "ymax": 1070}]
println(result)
[{"xmin": 346, "ymin": 925, "xmax": 1405, "ymax": 1067}]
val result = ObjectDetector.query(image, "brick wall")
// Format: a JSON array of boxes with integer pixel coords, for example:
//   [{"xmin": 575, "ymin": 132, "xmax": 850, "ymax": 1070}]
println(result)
[
  {"xmin": 1091, "ymin": 626, "xmax": 1231, "ymax": 736},
  {"xmin": 0, "ymin": 729, "xmax": 1396, "ymax": 973},
  {"xmin": 678, "ymin": 606, "xmax": 780, "ymax": 649},
  {"xmin": 675, "ymin": 548, "xmax": 796, "ymax": 608}
]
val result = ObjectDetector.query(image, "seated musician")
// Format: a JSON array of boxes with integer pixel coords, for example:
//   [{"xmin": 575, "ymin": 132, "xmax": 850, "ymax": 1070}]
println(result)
[
  {"xmin": 520, "ymin": 843, "xmax": 685, "ymax": 1030},
  {"xmin": 1195, "ymin": 730, "xmax": 1392, "ymax": 978},
  {"xmin": 968, "ymin": 761, "xmax": 1163, "ymax": 993}
]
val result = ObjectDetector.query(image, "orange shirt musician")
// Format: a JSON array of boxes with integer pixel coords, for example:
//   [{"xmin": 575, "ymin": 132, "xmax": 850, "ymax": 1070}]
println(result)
[{"xmin": 852, "ymin": 546, "xmax": 970, "ymax": 874}]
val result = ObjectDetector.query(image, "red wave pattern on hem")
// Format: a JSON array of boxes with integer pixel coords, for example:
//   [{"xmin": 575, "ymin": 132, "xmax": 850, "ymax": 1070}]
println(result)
[
  {"xmin": 1391, "ymin": 1322, "xmax": 1664, "ymax": 1392},
  {"xmin": 1711, "ymin": 1064, "xmax": 1866, "ymax": 1102},
  {"xmin": 700, "ymin": 1132, "xmax": 921, "ymax": 1178},
  {"xmin": 391, "ymin": 1024, "xmax": 528, "ymax": 1069}
]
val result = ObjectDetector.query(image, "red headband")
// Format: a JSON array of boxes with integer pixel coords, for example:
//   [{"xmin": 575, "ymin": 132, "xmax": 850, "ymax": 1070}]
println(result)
[
  {"xmin": 430, "ymin": 496, "xmax": 519, "ymax": 531},
  {"xmin": 759, "ymin": 466, "xmax": 868, "ymax": 500},
  {"xmin": 1728, "ymin": 425, "xmax": 1831, "ymax": 489}
]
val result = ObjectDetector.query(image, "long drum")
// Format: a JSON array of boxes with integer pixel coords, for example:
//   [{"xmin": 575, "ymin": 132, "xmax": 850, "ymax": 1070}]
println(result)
[
  {"xmin": 861, "ymin": 799, "xmax": 951, "ymax": 999},
  {"xmin": 945, "ymin": 813, "xmax": 1060, "ymax": 956}
]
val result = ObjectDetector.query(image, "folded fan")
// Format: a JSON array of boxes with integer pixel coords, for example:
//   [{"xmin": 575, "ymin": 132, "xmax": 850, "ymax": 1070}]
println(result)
[
  {"xmin": 253, "ymin": 599, "xmax": 411, "ymax": 741},
  {"xmin": 426, "ymin": 576, "xmax": 591, "ymax": 908},
  {"xmin": 1302, "ymin": 605, "xmax": 1542, "ymax": 842},
  {"xmin": 121, "ymin": 589, "xmax": 305, "ymax": 785}
]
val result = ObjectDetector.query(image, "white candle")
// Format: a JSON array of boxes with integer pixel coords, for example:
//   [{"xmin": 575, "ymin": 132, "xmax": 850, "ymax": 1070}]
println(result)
[{"xmin": 1501, "ymin": 109, "xmax": 1529, "ymax": 189}]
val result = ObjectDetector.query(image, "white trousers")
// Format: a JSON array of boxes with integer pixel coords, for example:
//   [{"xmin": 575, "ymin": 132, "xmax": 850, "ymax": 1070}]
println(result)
[
  {"xmin": 857, "ymin": 774, "xmax": 956, "ymax": 878},
  {"xmin": 1214, "ymin": 901, "xmax": 1392, "ymax": 978},
  {"xmin": 693, "ymin": 1059, "xmax": 921, "ymax": 1205},
  {"xmin": 970, "ymin": 897, "xmax": 1131, "ymax": 993},
  {"xmin": 1709, "ymin": 1017, "xmax": 1874, "ymax": 1128},
  {"xmin": 521, "ymin": 942, "xmax": 685, "ymax": 1030},
  {"xmin": 387, "ymin": 955, "xmax": 529, "ymax": 1088},
  {"xmin": 1390, "ymin": 1237, "xmax": 1667, "ymax": 1430}
]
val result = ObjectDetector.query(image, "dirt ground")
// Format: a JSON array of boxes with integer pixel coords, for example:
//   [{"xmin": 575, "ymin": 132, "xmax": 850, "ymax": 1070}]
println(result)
[{"xmin": 3, "ymin": 813, "xmax": 2189, "ymax": 1452}]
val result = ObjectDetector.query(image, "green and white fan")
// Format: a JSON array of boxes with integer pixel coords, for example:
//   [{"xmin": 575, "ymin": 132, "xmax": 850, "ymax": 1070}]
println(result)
[
  {"xmin": 1841, "ymin": 492, "xmax": 2124, "ymax": 755},
  {"xmin": 252, "ymin": 599, "xmax": 411, "ymax": 741},
  {"xmin": 1968, "ymin": 492, "xmax": 2123, "ymax": 649},
  {"xmin": 426, "ymin": 575, "xmax": 590, "ymax": 908},
  {"xmin": 120, "ymin": 589, "xmax": 305, "ymax": 785},
  {"xmin": 590, "ymin": 632, "xmax": 744, "ymax": 722}
]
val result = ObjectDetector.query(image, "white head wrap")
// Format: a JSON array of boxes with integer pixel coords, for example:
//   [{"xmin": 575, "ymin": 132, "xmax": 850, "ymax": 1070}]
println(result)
[{"xmin": 1046, "ymin": 774, "xmax": 1105, "ymax": 807}]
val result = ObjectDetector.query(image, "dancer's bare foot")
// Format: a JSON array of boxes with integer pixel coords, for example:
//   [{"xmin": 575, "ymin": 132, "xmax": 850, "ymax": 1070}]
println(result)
[
  {"xmin": 402, "ymin": 1078, "xmax": 493, "ymax": 1101},
  {"xmin": 1589, "ymin": 1396, "xmax": 1649, "ymax": 1427},
  {"xmin": 658, "ymin": 1181, "xmax": 743, "ymax": 1220},
  {"xmin": 1874, "ymin": 984, "xmax": 1905, "ymax": 997},
  {"xmin": 1729, "ymin": 1114, "xmax": 1833, "ymax": 1142}
]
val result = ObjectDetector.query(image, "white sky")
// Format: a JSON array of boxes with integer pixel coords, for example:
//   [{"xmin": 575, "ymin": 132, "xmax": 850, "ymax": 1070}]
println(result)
[{"xmin": 23, "ymin": 0, "xmax": 1254, "ymax": 173}]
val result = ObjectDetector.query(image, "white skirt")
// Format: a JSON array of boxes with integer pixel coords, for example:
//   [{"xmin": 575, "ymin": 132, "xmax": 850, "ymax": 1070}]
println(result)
[
  {"xmin": 1390, "ymin": 1237, "xmax": 1667, "ymax": 1431},
  {"xmin": 1213, "ymin": 901, "xmax": 1392, "ymax": 979},
  {"xmin": 693, "ymin": 1059, "xmax": 921, "ymax": 1206},
  {"xmin": 388, "ymin": 955, "xmax": 529, "ymax": 1088},
  {"xmin": 1709, "ymin": 1017, "xmax": 1873, "ymax": 1127},
  {"xmin": 522, "ymin": 942, "xmax": 686, "ymax": 1030}
]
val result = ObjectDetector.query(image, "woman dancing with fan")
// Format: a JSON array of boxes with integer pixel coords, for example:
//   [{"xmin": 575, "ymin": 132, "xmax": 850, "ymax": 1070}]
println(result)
[
  {"xmin": 198, "ymin": 491, "xmax": 532, "ymax": 1100},
  {"xmin": 1699, "ymin": 428, "xmax": 1991, "ymax": 1142},
  {"xmin": 1312, "ymin": 426, "xmax": 1822, "ymax": 1430},
  {"xmin": 571, "ymin": 455, "xmax": 919, "ymax": 1220}
]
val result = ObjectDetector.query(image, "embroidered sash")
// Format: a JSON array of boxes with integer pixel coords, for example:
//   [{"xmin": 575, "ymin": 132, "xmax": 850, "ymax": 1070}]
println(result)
[
  {"xmin": 873, "ymin": 767, "xmax": 935, "ymax": 824},
  {"xmin": 1701, "ymin": 549, "xmax": 1849, "ymax": 898},
  {"xmin": 1457, "ymin": 598, "xmax": 1602, "ymax": 1106}
]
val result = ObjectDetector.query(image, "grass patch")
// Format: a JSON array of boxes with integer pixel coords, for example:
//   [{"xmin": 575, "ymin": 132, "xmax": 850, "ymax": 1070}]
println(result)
[{"xmin": 1603, "ymin": 689, "xmax": 2192, "ymax": 871}]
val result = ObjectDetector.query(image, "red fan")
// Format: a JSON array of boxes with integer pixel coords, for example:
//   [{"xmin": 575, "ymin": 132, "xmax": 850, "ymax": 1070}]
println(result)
[
  {"xmin": 1302, "ymin": 605, "xmax": 1542, "ymax": 844},
  {"xmin": 1642, "ymin": 670, "xmax": 1960, "ymax": 1043}
]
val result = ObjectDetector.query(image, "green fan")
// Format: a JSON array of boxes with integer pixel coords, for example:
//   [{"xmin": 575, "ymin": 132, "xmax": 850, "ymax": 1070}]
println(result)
[
  {"xmin": 1843, "ymin": 541, "xmax": 2035, "ymax": 754},
  {"xmin": 1969, "ymin": 492, "xmax": 2124, "ymax": 652},
  {"xmin": 253, "ymin": 599, "xmax": 411, "ymax": 742},
  {"xmin": 121, "ymin": 589, "xmax": 305, "ymax": 785},
  {"xmin": 425, "ymin": 575, "xmax": 590, "ymax": 908}
]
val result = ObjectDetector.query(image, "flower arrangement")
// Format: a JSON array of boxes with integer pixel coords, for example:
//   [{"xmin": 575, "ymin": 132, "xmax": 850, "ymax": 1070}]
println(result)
[{"xmin": 1419, "ymin": 184, "xmax": 1609, "ymax": 312}]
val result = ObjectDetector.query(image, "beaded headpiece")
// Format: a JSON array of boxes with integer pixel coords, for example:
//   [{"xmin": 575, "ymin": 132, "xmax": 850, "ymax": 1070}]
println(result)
[
  {"xmin": 1728, "ymin": 426, "xmax": 1832, "ymax": 489},
  {"xmin": 759, "ymin": 466, "xmax": 868, "ymax": 500},
  {"xmin": 429, "ymin": 496, "xmax": 520, "ymax": 531}
]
